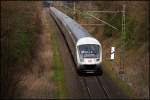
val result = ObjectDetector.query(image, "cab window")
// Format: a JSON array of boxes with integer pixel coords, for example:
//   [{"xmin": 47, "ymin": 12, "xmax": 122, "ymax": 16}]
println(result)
[{"xmin": 78, "ymin": 44, "xmax": 100, "ymax": 58}]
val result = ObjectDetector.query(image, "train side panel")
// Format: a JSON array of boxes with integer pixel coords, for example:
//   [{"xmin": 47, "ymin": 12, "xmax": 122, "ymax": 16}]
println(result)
[{"xmin": 50, "ymin": 9, "xmax": 77, "ymax": 64}]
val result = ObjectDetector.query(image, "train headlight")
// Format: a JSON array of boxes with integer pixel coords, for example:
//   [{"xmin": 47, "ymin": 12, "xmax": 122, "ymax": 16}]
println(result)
[
  {"xmin": 96, "ymin": 58, "xmax": 100, "ymax": 61},
  {"xmin": 80, "ymin": 58, "xmax": 84, "ymax": 62}
]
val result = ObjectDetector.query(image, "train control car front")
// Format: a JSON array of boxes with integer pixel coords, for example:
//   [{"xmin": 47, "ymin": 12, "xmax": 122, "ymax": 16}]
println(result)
[{"xmin": 76, "ymin": 37, "xmax": 102, "ymax": 74}]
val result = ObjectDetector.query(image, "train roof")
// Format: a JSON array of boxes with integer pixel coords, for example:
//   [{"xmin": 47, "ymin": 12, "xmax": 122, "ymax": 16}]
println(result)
[
  {"xmin": 50, "ymin": 7, "xmax": 91, "ymax": 41},
  {"xmin": 76, "ymin": 37, "xmax": 100, "ymax": 46}
]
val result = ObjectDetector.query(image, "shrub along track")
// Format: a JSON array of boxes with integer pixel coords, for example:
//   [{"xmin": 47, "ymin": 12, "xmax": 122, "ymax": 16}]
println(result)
[{"xmin": 47, "ymin": 8, "xmax": 128, "ymax": 99}]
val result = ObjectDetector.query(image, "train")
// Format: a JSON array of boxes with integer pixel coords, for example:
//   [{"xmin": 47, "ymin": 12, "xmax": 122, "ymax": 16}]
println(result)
[
  {"xmin": 43, "ymin": 1, "xmax": 52, "ymax": 7},
  {"xmin": 49, "ymin": 7, "xmax": 102, "ymax": 74}
]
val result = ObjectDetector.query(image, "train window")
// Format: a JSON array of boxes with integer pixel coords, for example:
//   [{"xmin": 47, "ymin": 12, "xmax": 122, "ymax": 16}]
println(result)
[{"xmin": 78, "ymin": 44, "xmax": 100, "ymax": 58}]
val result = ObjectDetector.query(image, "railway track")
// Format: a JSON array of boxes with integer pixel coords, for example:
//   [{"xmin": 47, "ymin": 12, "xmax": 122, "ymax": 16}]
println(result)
[
  {"xmin": 96, "ymin": 77, "xmax": 110, "ymax": 98},
  {"xmin": 80, "ymin": 76, "xmax": 111, "ymax": 99},
  {"xmin": 81, "ymin": 77, "xmax": 92, "ymax": 99}
]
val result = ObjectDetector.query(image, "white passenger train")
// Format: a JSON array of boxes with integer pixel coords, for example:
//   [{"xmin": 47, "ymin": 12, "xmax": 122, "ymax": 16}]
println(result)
[{"xmin": 50, "ymin": 7, "xmax": 102, "ymax": 74}]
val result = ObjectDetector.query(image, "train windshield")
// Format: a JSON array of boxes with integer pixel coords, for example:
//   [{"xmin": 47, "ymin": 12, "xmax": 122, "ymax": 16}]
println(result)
[{"xmin": 78, "ymin": 44, "xmax": 100, "ymax": 58}]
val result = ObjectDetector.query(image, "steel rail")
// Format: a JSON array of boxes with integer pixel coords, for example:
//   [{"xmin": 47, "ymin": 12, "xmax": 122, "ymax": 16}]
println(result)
[
  {"xmin": 96, "ymin": 77, "xmax": 110, "ymax": 99},
  {"xmin": 82, "ymin": 77, "xmax": 92, "ymax": 99}
]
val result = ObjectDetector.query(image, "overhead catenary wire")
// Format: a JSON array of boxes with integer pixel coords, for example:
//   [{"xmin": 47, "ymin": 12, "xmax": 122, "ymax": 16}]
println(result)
[{"xmin": 61, "ymin": 4, "xmax": 119, "ymax": 30}]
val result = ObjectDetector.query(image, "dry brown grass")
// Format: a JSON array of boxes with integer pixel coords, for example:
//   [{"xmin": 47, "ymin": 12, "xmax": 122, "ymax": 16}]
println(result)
[
  {"xmin": 1, "ymin": 1, "xmax": 56, "ymax": 98},
  {"xmin": 15, "ymin": 3, "xmax": 56, "ymax": 98}
]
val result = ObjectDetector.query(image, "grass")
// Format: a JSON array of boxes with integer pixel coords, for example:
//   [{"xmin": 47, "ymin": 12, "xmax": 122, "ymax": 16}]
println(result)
[
  {"xmin": 51, "ymin": 38, "xmax": 68, "ymax": 98},
  {"xmin": 102, "ymin": 61, "xmax": 136, "ymax": 98},
  {"xmin": 97, "ymin": 6, "xmax": 149, "ymax": 99},
  {"xmin": 1, "ymin": 1, "xmax": 38, "ymax": 65},
  {"xmin": 1, "ymin": 1, "xmax": 40, "ymax": 98},
  {"xmin": 103, "ymin": 13, "xmax": 137, "ymax": 50},
  {"xmin": 45, "ymin": 12, "xmax": 68, "ymax": 99}
]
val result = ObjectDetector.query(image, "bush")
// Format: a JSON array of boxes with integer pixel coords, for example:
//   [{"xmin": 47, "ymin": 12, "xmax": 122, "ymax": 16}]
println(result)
[
  {"xmin": 103, "ymin": 13, "xmax": 136, "ymax": 49},
  {"xmin": 103, "ymin": 13, "xmax": 122, "ymax": 37}
]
